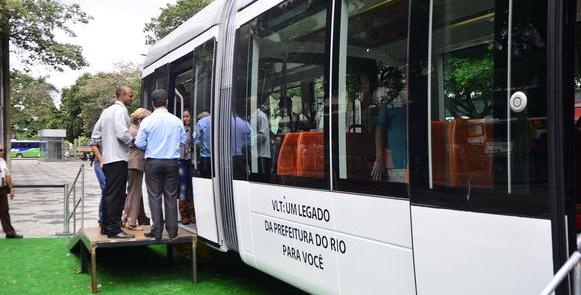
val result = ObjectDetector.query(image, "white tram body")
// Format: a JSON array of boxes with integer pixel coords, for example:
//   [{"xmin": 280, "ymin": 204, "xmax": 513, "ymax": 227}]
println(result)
[{"xmin": 142, "ymin": 0, "xmax": 579, "ymax": 294}]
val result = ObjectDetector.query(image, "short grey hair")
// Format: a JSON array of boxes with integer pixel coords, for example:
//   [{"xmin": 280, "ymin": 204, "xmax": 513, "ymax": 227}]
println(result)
[{"xmin": 116, "ymin": 85, "xmax": 128, "ymax": 98}]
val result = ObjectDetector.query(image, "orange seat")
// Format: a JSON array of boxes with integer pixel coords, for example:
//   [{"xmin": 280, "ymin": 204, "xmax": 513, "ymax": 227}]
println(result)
[
  {"xmin": 277, "ymin": 131, "xmax": 324, "ymax": 178},
  {"xmin": 462, "ymin": 119, "xmax": 494, "ymax": 189},
  {"xmin": 431, "ymin": 119, "xmax": 494, "ymax": 189},
  {"xmin": 277, "ymin": 133, "xmax": 301, "ymax": 177}
]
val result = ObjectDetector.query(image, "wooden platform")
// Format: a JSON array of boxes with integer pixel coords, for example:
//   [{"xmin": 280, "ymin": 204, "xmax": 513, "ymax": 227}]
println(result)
[{"xmin": 68, "ymin": 226, "xmax": 197, "ymax": 293}]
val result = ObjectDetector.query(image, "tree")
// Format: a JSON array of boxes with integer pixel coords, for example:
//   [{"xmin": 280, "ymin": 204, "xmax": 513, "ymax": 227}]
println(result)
[
  {"xmin": 79, "ymin": 67, "xmax": 141, "ymax": 135},
  {"xmin": 443, "ymin": 51, "xmax": 494, "ymax": 118},
  {"xmin": 1, "ymin": 0, "xmax": 92, "ymax": 71},
  {"xmin": 10, "ymin": 70, "xmax": 58, "ymax": 138},
  {"xmin": 58, "ymin": 73, "xmax": 91, "ymax": 141},
  {"xmin": 144, "ymin": 0, "xmax": 212, "ymax": 45},
  {"xmin": 58, "ymin": 65, "xmax": 141, "ymax": 141}
]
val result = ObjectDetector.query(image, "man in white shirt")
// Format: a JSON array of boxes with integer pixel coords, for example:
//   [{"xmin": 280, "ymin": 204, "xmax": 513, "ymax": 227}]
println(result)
[
  {"xmin": 91, "ymin": 86, "xmax": 135, "ymax": 238},
  {"xmin": 0, "ymin": 144, "xmax": 22, "ymax": 239},
  {"xmin": 252, "ymin": 102, "xmax": 271, "ymax": 181}
]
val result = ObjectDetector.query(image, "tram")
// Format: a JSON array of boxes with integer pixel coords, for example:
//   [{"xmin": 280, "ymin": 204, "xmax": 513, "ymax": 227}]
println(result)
[{"xmin": 141, "ymin": 0, "xmax": 580, "ymax": 294}]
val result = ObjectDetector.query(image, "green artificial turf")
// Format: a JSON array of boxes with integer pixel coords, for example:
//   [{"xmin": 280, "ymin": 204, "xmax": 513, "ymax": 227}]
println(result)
[{"xmin": 0, "ymin": 238, "xmax": 306, "ymax": 295}]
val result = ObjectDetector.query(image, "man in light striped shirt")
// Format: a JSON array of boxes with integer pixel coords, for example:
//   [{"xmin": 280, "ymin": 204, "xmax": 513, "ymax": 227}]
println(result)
[{"xmin": 91, "ymin": 86, "xmax": 135, "ymax": 238}]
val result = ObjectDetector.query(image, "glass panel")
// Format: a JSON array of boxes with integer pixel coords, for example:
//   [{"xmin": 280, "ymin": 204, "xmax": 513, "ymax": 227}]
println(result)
[
  {"xmin": 575, "ymin": 0, "xmax": 581, "ymax": 229},
  {"xmin": 423, "ymin": 0, "xmax": 548, "ymax": 213},
  {"xmin": 233, "ymin": 0, "xmax": 329, "ymax": 187},
  {"xmin": 141, "ymin": 74, "xmax": 154, "ymax": 110},
  {"xmin": 171, "ymin": 57, "xmax": 194, "ymax": 119},
  {"xmin": 192, "ymin": 39, "xmax": 215, "ymax": 179},
  {"xmin": 154, "ymin": 66, "xmax": 168, "ymax": 91},
  {"xmin": 335, "ymin": 0, "xmax": 409, "ymax": 196}
]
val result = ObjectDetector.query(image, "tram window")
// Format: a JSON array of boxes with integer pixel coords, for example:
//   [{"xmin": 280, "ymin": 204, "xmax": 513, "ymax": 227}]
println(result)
[
  {"xmin": 233, "ymin": 0, "xmax": 330, "ymax": 188},
  {"xmin": 154, "ymin": 65, "xmax": 167, "ymax": 91},
  {"xmin": 334, "ymin": 0, "xmax": 409, "ymax": 197},
  {"xmin": 192, "ymin": 39, "xmax": 215, "ymax": 179},
  {"xmin": 141, "ymin": 74, "xmax": 154, "ymax": 110},
  {"xmin": 170, "ymin": 56, "xmax": 194, "ymax": 118},
  {"xmin": 410, "ymin": 0, "xmax": 549, "ymax": 215}
]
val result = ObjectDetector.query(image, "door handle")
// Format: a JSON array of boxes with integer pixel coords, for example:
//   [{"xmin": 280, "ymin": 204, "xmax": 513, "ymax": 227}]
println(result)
[{"xmin": 510, "ymin": 91, "xmax": 527, "ymax": 113}]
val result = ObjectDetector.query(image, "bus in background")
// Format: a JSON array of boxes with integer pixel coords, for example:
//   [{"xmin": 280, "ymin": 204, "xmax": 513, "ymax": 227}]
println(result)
[{"xmin": 10, "ymin": 140, "xmax": 41, "ymax": 158}]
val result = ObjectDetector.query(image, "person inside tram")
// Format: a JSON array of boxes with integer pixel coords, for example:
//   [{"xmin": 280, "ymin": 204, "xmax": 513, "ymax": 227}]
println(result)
[
  {"xmin": 231, "ymin": 103, "xmax": 252, "ymax": 179},
  {"xmin": 178, "ymin": 109, "xmax": 195, "ymax": 225},
  {"xmin": 275, "ymin": 95, "xmax": 309, "ymax": 135},
  {"xmin": 194, "ymin": 111, "xmax": 212, "ymax": 178},
  {"xmin": 371, "ymin": 66, "xmax": 407, "ymax": 183},
  {"xmin": 252, "ymin": 97, "xmax": 272, "ymax": 180},
  {"xmin": 346, "ymin": 74, "xmax": 374, "ymax": 133}
]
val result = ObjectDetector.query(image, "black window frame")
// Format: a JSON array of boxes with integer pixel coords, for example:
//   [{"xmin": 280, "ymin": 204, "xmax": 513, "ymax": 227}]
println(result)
[
  {"xmin": 168, "ymin": 51, "xmax": 195, "ymax": 117},
  {"xmin": 330, "ymin": 0, "xmax": 410, "ymax": 199},
  {"xmin": 232, "ymin": 0, "xmax": 333, "ymax": 190},
  {"xmin": 408, "ymin": 0, "xmax": 551, "ymax": 218},
  {"xmin": 140, "ymin": 73, "xmax": 154, "ymax": 110},
  {"xmin": 192, "ymin": 38, "xmax": 217, "ymax": 180}
]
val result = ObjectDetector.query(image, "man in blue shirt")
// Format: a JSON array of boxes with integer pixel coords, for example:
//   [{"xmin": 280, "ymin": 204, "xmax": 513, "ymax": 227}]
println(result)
[
  {"xmin": 231, "ymin": 115, "xmax": 252, "ymax": 179},
  {"xmin": 371, "ymin": 66, "xmax": 407, "ymax": 183},
  {"xmin": 135, "ymin": 89, "xmax": 186, "ymax": 240}
]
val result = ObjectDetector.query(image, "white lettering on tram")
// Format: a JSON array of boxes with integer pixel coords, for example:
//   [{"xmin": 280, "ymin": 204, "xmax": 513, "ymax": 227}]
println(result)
[
  {"xmin": 265, "ymin": 220, "xmax": 348, "ymax": 254},
  {"xmin": 271, "ymin": 198, "xmax": 331, "ymax": 222},
  {"xmin": 282, "ymin": 245, "xmax": 325, "ymax": 270}
]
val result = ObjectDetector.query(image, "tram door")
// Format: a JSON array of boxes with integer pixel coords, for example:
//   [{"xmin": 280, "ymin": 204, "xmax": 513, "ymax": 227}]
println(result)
[
  {"xmin": 189, "ymin": 39, "xmax": 221, "ymax": 244},
  {"xmin": 408, "ymin": 0, "xmax": 556, "ymax": 294}
]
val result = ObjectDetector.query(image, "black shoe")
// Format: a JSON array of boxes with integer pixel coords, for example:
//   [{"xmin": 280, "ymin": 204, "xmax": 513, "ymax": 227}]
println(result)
[
  {"xmin": 6, "ymin": 234, "xmax": 23, "ymax": 239},
  {"xmin": 145, "ymin": 232, "xmax": 161, "ymax": 240},
  {"xmin": 107, "ymin": 231, "xmax": 134, "ymax": 239}
]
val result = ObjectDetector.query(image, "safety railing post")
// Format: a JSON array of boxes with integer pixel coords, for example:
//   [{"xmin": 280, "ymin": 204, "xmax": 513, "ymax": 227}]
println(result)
[
  {"xmin": 81, "ymin": 164, "xmax": 85, "ymax": 229},
  {"xmin": 63, "ymin": 183, "xmax": 69, "ymax": 235},
  {"xmin": 73, "ymin": 181, "xmax": 76, "ymax": 234}
]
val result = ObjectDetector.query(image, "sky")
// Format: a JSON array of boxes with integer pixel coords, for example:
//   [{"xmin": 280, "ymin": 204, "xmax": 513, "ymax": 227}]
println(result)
[{"xmin": 13, "ymin": 0, "xmax": 175, "ymax": 97}]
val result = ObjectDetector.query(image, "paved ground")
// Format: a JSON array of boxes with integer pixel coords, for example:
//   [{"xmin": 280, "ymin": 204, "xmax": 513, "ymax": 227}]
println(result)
[{"xmin": 3, "ymin": 159, "xmax": 150, "ymax": 238}]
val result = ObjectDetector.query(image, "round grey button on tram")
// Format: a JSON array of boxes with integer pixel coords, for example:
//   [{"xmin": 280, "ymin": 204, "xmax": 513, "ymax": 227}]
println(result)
[{"xmin": 510, "ymin": 91, "xmax": 527, "ymax": 113}]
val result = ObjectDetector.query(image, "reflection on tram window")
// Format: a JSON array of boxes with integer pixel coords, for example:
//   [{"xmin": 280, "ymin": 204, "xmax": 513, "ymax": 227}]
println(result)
[
  {"xmin": 427, "ymin": 0, "xmax": 548, "ymax": 203},
  {"xmin": 192, "ymin": 39, "xmax": 215, "ymax": 179},
  {"xmin": 335, "ymin": 0, "xmax": 409, "ymax": 196},
  {"xmin": 143, "ymin": 68, "xmax": 168, "ymax": 111},
  {"xmin": 142, "ymin": 74, "xmax": 154, "ymax": 110},
  {"xmin": 171, "ymin": 58, "xmax": 193, "ymax": 118},
  {"xmin": 234, "ymin": 0, "xmax": 329, "ymax": 188},
  {"xmin": 154, "ymin": 66, "xmax": 167, "ymax": 91}
]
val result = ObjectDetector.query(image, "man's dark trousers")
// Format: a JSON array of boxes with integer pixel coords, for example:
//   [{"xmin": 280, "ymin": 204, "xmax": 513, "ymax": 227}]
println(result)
[
  {"xmin": 0, "ymin": 187, "xmax": 16, "ymax": 236},
  {"xmin": 102, "ymin": 161, "xmax": 128, "ymax": 235},
  {"xmin": 145, "ymin": 159, "xmax": 179, "ymax": 239}
]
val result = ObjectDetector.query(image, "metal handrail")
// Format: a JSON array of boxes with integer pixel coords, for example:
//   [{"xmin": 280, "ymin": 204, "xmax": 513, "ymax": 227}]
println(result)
[
  {"xmin": 66, "ymin": 165, "xmax": 84, "ymax": 197},
  {"xmin": 59, "ymin": 164, "xmax": 85, "ymax": 236},
  {"xmin": 540, "ymin": 234, "xmax": 581, "ymax": 295}
]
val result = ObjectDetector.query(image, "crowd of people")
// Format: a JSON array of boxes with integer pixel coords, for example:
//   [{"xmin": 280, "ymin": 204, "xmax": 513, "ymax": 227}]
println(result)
[{"xmin": 91, "ymin": 86, "xmax": 193, "ymax": 239}]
